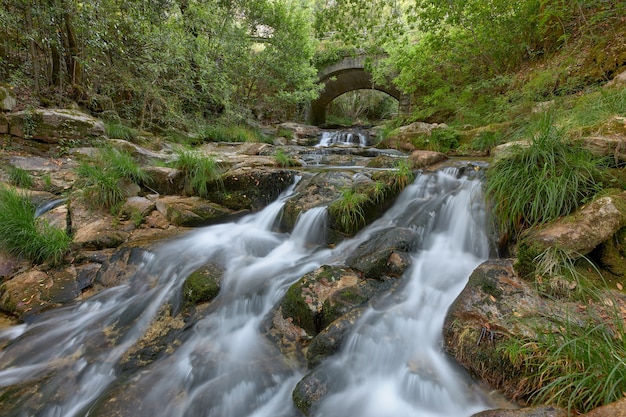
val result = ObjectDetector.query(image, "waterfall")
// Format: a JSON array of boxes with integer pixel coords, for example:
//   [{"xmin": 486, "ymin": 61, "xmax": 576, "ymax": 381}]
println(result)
[
  {"xmin": 0, "ymin": 168, "xmax": 495, "ymax": 417},
  {"xmin": 317, "ymin": 130, "xmax": 368, "ymax": 147}
]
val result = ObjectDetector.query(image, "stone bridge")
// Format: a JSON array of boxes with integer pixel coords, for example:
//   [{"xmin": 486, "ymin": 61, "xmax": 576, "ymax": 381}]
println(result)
[{"xmin": 308, "ymin": 55, "xmax": 410, "ymax": 125}]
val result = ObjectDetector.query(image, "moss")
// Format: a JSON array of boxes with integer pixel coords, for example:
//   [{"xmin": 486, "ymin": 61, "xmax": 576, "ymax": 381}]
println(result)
[
  {"xmin": 515, "ymin": 240, "xmax": 544, "ymax": 280},
  {"xmin": 282, "ymin": 279, "xmax": 317, "ymax": 336},
  {"xmin": 182, "ymin": 267, "xmax": 220, "ymax": 305}
]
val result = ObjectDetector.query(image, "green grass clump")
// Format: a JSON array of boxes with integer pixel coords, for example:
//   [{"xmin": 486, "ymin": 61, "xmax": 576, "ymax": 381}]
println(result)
[
  {"xmin": 391, "ymin": 159, "xmax": 415, "ymax": 192},
  {"xmin": 8, "ymin": 166, "xmax": 33, "ymax": 188},
  {"xmin": 500, "ymin": 307, "xmax": 626, "ymax": 414},
  {"xmin": 329, "ymin": 187, "xmax": 370, "ymax": 235},
  {"xmin": 273, "ymin": 149, "xmax": 299, "ymax": 168},
  {"xmin": 0, "ymin": 186, "xmax": 71, "ymax": 264},
  {"xmin": 100, "ymin": 147, "xmax": 150, "ymax": 185},
  {"xmin": 76, "ymin": 147, "xmax": 148, "ymax": 210},
  {"xmin": 77, "ymin": 163, "xmax": 125, "ymax": 209},
  {"xmin": 485, "ymin": 113, "xmax": 606, "ymax": 241},
  {"xmin": 104, "ymin": 121, "xmax": 138, "ymax": 141},
  {"xmin": 202, "ymin": 125, "xmax": 269, "ymax": 143},
  {"xmin": 172, "ymin": 149, "xmax": 223, "ymax": 198}
]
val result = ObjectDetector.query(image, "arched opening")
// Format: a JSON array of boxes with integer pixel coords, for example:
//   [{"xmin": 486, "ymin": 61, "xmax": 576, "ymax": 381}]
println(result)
[
  {"xmin": 308, "ymin": 58, "xmax": 408, "ymax": 125},
  {"xmin": 326, "ymin": 89, "xmax": 398, "ymax": 126}
]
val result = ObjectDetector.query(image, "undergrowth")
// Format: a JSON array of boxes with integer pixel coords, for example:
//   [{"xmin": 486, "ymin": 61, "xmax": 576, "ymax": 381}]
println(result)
[{"xmin": 171, "ymin": 148, "xmax": 223, "ymax": 198}]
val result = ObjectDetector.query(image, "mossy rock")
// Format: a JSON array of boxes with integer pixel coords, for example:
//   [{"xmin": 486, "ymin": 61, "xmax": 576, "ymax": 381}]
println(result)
[{"xmin": 182, "ymin": 263, "xmax": 222, "ymax": 304}]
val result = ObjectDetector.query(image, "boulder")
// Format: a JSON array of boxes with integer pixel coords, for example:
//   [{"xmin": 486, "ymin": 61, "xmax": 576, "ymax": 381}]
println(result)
[
  {"xmin": 95, "ymin": 246, "xmax": 152, "ymax": 288},
  {"xmin": 580, "ymin": 135, "xmax": 626, "ymax": 164},
  {"xmin": 278, "ymin": 122, "xmax": 321, "ymax": 145},
  {"xmin": 155, "ymin": 195, "xmax": 235, "ymax": 227},
  {"xmin": 143, "ymin": 166, "xmax": 184, "ymax": 195},
  {"xmin": 207, "ymin": 168, "xmax": 295, "ymax": 211},
  {"xmin": 378, "ymin": 121, "xmax": 448, "ymax": 152},
  {"xmin": 0, "ymin": 84, "xmax": 17, "ymax": 112},
  {"xmin": 121, "ymin": 196, "xmax": 156, "ymax": 219},
  {"xmin": 182, "ymin": 263, "xmax": 223, "ymax": 305},
  {"xmin": 517, "ymin": 191, "xmax": 626, "ymax": 277},
  {"xmin": 408, "ymin": 150, "xmax": 448, "ymax": 169},
  {"xmin": 72, "ymin": 218, "xmax": 130, "ymax": 250},
  {"xmin": 605, "ymin": 69, "xmax": 626, "ymax": 89},
  {"xmin": 8, "ymin": 109, "xmax": 105, "ymax": 143},
  {"xmin": 344, "ymin": 226, "xmax": 416, "ymax": 278}
]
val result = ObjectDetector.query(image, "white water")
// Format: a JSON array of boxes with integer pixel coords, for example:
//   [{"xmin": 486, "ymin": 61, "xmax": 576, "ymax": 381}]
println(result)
[
  {"xmin": 317, "ymin": 130, "xmax": 368, "ymax": 147},
  {"xmin": 0, "ymin": 168, "xmax": 493, "ymax": 417}
]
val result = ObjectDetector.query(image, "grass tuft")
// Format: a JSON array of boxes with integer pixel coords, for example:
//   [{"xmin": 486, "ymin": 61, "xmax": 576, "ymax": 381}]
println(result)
[
  {"xmin": 0, "ymin": 186, "xmax": 71, "ymax": 264},
  {"xmin": 105, "ymin": 121, "xmax": 138, "ymax": 141},
  {"xmin": 171, "ymin": 148, "xmax": 223, "ymax": 198},
  {"xmin": 8, "ymin": 166, "xmax": 33, "ymax": 188},
  {"xmin": 485, "ymin": 113, "xmax": 606, "ymax": 241},
  {"xmin": 329, "ymin": 187, "xmax": 370, "ymax": 235}
]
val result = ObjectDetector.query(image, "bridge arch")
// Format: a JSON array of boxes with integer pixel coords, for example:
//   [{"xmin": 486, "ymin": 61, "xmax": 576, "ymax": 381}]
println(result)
[{"xmin": 308, "ymin": 56, "xmax": 409, "ymax": 125}]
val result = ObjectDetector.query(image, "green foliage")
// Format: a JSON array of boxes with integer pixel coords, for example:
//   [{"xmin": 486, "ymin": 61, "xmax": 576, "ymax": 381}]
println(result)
[
  {"xmin": 201, "ymin": 125, "xmax": 268, "ymax": 143},
  {"xmin": 76, "ymin": 162, "xmax": 125, "ymax": 210},
  {"xmin": 273, "ymin": 149, "xmax": 298, "ymax": 168},
  {"xmin": 172, "ymin": 149, "xmax": 223, "ymax": 198},
  {"xmin": 0, "ymin": 186, "xmax": 71, "ymax": 265},
  {"xmin": 329, "ymin": 187, "xmax": 370, "ymax": 235},
  {"xmin": 470, "ymin": 131, "xmax": 502, "ymax": 152},
  {"xmin": 326, "ymin": 90, "xmax": 398, "ymax": 124},
  {"xmin": 485, "ymin": 114, "xmax": 606, "ymax": 241},
  {"xmin": 427, "ymin": 128, "xmax": 460, "ymax": 153},
  {"xmin": 500, "ymin": 305, "xmax": 626, "ymax": 414},
  {"xmin": 100, "ymin": 147, "xmax": 150, "ymax": 185},
  {"xmin": 391, "ymin": 159, "xmax": 415, "ymax": 192},
  {"xmin": 8, "ymin": 166, "xmax": 33, "ymax": 188},
  {"xmin": 105, "ymin": 122, "xmax": 138, "ymax": 141}
]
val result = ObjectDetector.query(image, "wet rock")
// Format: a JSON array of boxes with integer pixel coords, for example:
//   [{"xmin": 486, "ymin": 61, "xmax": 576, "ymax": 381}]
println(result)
[
  {"xmin": 292, "ymin": 369, "xmax": 333, "ymax": 416},
  {"xmin": 207, "ymin": 168, "xmax": 295, "ymax": 211},
  {"xmin": 306, "ymin": 307, "xmax": 365, "ymax": 369},
  {"xmin": 408, "ymin": 150, "xmax": 448, "ymax": 169},
  {"xmin": 472, "ymin": 406, "xmax": 567, "ymax": 417},
  {"xmin": 8, "ymin": 108, "xmax": 105, "ymax": 143},
  {"xmin": 345, "ymin": 226, "xmax": 416, "ymax": 278},
  {"xmin": 95, "ymin": 247, "xmax": 152, "ymax": 288},
  {"xmin": 279, "ymin": 265, "xmax": 363, "ymax": 337},
  {"xmin": 155, "ymin": 196, "xmax": 235, "ymax": 227},
  {"xmin": 0, "ymin": 270, "xmax": 51, "ymax": 317},
  {"xmin": 182, "ymin": 263, "xmax": 223, "ymax": 305},
  {"xmin": 443, "ymin": 259, "xmax": 550, "ymax": 403}
]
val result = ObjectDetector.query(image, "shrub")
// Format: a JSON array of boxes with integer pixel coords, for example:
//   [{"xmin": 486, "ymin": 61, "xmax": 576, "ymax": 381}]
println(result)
[
  {"xmin": 0, "ymin": 186, "xmax": 71, "ymax": 264},
  {"xmin": 485, "ymin": 113, "xmax": 606, "ymax": 241}
]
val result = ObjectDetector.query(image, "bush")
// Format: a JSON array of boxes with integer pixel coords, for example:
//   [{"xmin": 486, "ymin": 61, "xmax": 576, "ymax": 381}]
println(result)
[
  {"xmin": 485, "ymin": 113, "xmax": 606, "ymax": 241},
  {"xmin": 0, "ymin": 186, "xmax": 71, "ymax": 264}
]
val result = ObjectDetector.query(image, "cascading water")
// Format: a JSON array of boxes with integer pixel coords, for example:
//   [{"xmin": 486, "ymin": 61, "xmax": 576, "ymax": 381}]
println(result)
[
  {"xmin": 0, "ymin": 166, "xmax": 496, "ymax": 417},
  {"xmin": 317, "ymin": 130, "xmax": 368, "ymax": 147}
]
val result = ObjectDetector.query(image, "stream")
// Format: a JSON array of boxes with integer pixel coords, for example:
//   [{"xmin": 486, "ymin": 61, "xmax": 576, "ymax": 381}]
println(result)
[{"xmin": 0, "ymin": 131, "xmax": 498, "ymax": 417}]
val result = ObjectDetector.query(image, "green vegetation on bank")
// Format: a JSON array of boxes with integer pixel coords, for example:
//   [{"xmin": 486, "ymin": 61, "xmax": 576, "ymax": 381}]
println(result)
[
  {"xmin": 76, "ymin": 146, "xmax": 149, "ymax": 210},
  {"xmin": 171, "ymin": 149, "xmax": 223, "ymax": 199},
  {"xmin": 0, "ymin": 186, "xmax": 71, "ymax": 265}
]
